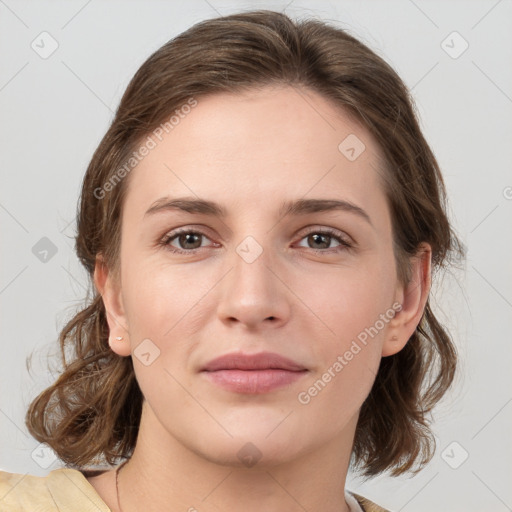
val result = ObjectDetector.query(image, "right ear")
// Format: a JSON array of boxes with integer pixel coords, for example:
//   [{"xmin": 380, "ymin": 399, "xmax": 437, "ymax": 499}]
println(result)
[{"xmin": 94, "ymin": 255, "xmax": 131, "ymax": 357}]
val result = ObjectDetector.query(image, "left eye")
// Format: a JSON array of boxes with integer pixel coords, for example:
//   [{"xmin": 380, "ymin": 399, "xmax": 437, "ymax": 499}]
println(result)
[
  {"xmin": 296, "ymin": 230, "xmax": 352, "ymax": 251},
  {"xmin": 160, "ymin": 228, "xmax": 352, "ymax": 254}
]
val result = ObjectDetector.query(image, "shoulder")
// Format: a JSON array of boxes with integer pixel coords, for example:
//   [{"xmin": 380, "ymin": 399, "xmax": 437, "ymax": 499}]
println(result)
[
  {"xmin": 0, "ymin": 468, "xmax": 111, "ymax": 511},
  {"xmin": 349, "ymin": 490, "xmax": 393, "ymax": 512}
]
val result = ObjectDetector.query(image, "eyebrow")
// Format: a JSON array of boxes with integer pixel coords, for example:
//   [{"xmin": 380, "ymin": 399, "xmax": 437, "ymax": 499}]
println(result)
[{"xmin": 144, "ymin": 196, "xmax": 372, "ymax": 226}]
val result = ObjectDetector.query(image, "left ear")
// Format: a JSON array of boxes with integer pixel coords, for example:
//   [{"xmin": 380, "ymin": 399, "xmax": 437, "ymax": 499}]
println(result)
[{"xmin": 382, "ymin": 242, "xmax": 432, "ymax": 357}]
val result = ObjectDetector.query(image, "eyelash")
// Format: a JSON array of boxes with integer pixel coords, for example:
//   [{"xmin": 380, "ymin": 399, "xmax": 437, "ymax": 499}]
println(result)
[{"xmin": 158, "ymin": 227, "xmax": 354, "ymax": 256}]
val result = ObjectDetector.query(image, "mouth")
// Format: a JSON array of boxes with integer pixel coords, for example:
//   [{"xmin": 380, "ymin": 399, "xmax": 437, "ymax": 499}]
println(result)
[{"xmin": 200, "ymin": 351, "xmax": 308, "ymax": 394}]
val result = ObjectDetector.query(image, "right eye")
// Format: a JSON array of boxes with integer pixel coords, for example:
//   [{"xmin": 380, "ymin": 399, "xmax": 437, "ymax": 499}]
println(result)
[{"xmin": 159, "ymin": 228, "xmax": 216, "ymax": 254}]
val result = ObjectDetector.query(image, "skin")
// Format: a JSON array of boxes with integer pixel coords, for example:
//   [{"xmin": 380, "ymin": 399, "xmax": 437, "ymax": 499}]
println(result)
[{"xmin": 89, "ymin": 85, "xmax": 431, "ymax": 512}]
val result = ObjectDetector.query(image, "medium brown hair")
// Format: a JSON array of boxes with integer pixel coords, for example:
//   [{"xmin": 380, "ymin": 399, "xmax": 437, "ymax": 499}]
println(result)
[{"xmin": 25, "ymin": 10, "xmax": 463, "ymax": 477}]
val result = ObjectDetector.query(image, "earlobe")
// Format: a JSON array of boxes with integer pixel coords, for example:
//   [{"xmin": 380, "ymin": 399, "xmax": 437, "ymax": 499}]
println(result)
[
  {"xmin": 382, "ymin": 243, "xmax": 432, "ymax": 357},
  {"xmin": 94, "ymin": 255, "xmax": 131, "ymax": 357}
]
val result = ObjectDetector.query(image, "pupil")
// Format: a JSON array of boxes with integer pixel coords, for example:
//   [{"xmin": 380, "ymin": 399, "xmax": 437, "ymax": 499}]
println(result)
[
  {"xmin": 311, "ymin": 233, "xmax": 328, "ymax": 249},
  {"xmin": 181, "ymin": 233, "xmax": 199, "ymax": 249}
]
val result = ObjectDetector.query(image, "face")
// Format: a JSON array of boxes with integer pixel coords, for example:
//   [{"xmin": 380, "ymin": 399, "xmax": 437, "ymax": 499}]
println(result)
[{"xmin": 98, "ymin": 85, "xmax": 426, "ymax": 468}]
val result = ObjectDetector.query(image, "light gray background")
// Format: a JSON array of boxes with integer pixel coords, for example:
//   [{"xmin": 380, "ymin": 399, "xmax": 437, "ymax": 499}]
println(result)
[{"xmin": 1, "ymin": 1, "xmax": 511, "ymax": 510}]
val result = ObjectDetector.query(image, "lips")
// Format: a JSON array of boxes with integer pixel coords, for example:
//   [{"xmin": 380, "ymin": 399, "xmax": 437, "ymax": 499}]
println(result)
[
  {"xmin": 201, "ymin": 351, "xmax": 307, "ymax": 372},
  {"xmin": 200, "ymin": 351, "xmax": 308, "ymax": 393}
]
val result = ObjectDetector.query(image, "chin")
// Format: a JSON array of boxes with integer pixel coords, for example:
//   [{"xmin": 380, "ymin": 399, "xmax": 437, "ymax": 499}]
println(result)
[
  {"xmin": 198, "ymin": 439, "xmax": 304, "ymax": 469},
  {"xmin": 185, "ymin": 423, "xmax": 310, "ymax": 469}
]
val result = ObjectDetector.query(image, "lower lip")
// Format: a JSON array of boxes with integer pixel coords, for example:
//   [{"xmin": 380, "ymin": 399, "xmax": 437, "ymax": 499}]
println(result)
[{"xmin": 202, "ymin": 369, "xmax": 308, "ymax": 393}]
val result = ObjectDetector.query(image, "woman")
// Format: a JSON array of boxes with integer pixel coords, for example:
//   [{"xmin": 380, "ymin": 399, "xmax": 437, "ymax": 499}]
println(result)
[{"xmin": 0, "ymin": 10, "xmax": 462, "ymax": 512}]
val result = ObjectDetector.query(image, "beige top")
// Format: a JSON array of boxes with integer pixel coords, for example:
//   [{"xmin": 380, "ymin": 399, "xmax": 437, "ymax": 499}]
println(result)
[{"xmin": 0, "ymin": 468, "xmax": 391, "ymax": 511}]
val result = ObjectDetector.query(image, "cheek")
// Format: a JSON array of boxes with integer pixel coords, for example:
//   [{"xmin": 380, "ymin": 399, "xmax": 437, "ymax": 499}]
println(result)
[
  {"xmin": 120, "ymin": 255, "xmax": 218, "ymax": 344},
  {"xmin": 303, "ymin": 256, "xmax": 397, "ymax": 337},
  {"xmin": 294, "ymin": 267, "xmax": 394, "ymax": 421},
  {"xmin": 299, "ymin": 256, "xmax": 396, "ymax": 394}
]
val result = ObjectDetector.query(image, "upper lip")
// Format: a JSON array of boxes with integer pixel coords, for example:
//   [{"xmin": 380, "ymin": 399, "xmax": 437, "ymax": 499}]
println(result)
[{"xmin": 201, "ymin": 351, "xmax": 307, "ymax": 372}]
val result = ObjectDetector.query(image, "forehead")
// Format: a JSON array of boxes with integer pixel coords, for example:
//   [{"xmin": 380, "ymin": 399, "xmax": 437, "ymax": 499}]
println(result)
[{"xmin": 123, "ymin": 85, "xmax": 388, "ymax": 221}]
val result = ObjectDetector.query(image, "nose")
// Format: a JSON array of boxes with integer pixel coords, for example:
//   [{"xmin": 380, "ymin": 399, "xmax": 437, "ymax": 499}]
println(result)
[{"xmin": 216, "ymin": 242, "xmax": 291, "ymax": 330}]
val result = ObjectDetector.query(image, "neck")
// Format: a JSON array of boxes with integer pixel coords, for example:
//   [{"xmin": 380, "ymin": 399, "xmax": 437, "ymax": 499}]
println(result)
[{"xmin": 117, "ymin": 402, "xmax": 356, "ymax": 512}]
